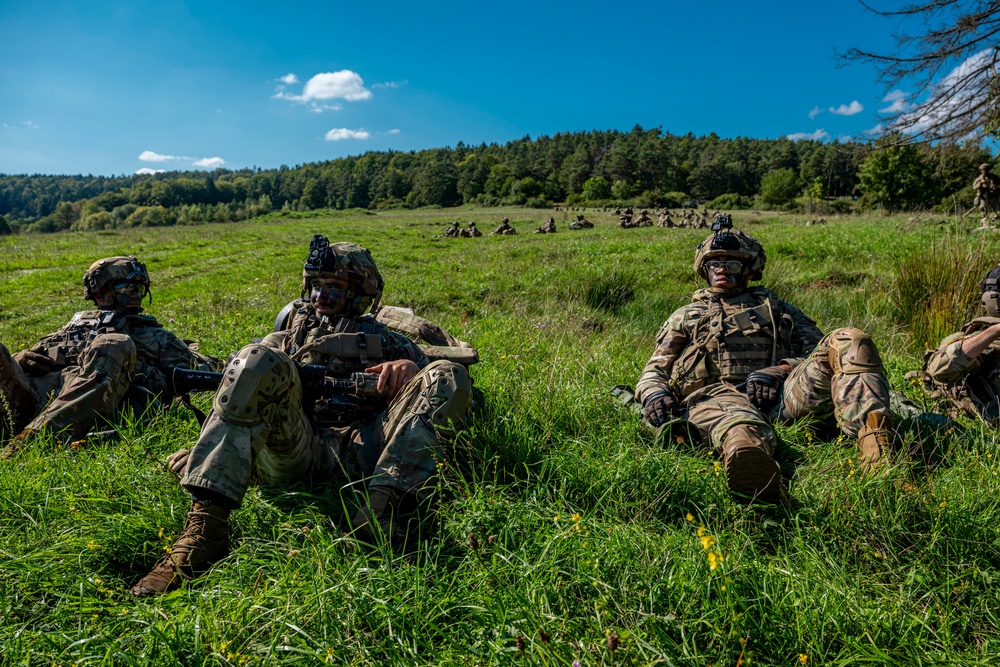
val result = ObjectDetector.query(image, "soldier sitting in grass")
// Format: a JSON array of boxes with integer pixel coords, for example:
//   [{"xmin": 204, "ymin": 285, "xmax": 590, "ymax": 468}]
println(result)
[
  {"xmin": 635, "ymin": 216, "xmax": 895, "ymax": 505},
  {"xmin": 909, "ymin": 264, "xmax": 1000, "ymax": 422},
  {"xmin": 131, "ymin": 236, "xmax": 473, "ymax": 596},
  {"xmin": 0, "ymin": 256, "xmax": 216, "ymax": 456},
  {"xmin": 491, "ymin": 218, "xmax": 517, "ymax": 235}
]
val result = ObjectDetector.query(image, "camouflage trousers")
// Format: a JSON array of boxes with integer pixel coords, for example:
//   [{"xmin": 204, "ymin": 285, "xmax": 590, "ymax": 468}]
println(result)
[
  {"xmin": 685, "ymin": 327, "xmax": 890, "ymax": 451},
  {"xmin": 0, "ymin": 335, "xmax": 137, "ymax": 439},
  {"xmin": 181, "ymin": 344, "xmax": 473, "ymax": 507}
]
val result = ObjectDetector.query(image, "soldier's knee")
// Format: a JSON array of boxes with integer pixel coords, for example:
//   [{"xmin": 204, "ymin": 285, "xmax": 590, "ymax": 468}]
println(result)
[
  {"xmin": 827, "ymin": 327, "xmax": 885, "ymax": 375},
  {"xmin": 214, "ymin": 344, "xmax": 296, "ymax": 425},
  {"xmin": 410, "ymin": 360, "xmax": 472, "ymax": 429},
  {"xmin": 84, "ymin": 333, "xmax": 137, "ymax": 372},
  {"xmin": 722, "ymin": 422, "xmax": 774, "ymax": 451}
]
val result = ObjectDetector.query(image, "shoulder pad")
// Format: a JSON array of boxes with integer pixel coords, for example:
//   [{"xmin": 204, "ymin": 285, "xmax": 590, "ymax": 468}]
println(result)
[
  {"xmin": 68, "ymin": 310, "xmax": 117, "ymax": 327},
  {"xmin": 964, "ymin": 316, "xmax": 1000, "ymax": 333},
  {"xmin": 274, "ymin": 299, "xmax": 303, "ymax": 332}
]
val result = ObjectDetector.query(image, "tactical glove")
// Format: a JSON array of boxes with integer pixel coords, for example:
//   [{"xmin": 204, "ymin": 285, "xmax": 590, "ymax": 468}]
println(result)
[
  {"xmin": 643, "ymin": 392, "xmax": 681, "ymax": 427},
  {"xmin": 166, "ymin": 448, "xmax": 191, "ymax": 478},
  {"xmin": 744, "ymin": 366, "xmax": 790, "ymax": 413},
  {"xmin": 13, "ymin": 349, "xmax": 60, "ymax": 377}
]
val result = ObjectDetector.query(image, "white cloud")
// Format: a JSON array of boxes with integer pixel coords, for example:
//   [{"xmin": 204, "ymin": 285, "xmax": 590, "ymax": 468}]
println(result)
[
  {"xmin": 139, "ymin": 150, "xmax": 178, "ymax": 162},
  {"xmin": 385, "ymin": 128, "xmax": 401, "ymax": 135},
  {"xmin": 279, "ymin": 73, "xmax": 299, "ymax": 85},
  {"xmin": 372, "ymin": 80, "xmax": 406, "ymax": 89},
  {"xmin": 22, "ymin": 121, "xmax": 38, "ymax": 129},
  {"xmin": 787, "ymin": 129, "xmax": 830, "ymax": 141},
  {"xmin": 299, "ymin": 70, "xmax": 371, "ymax": 101},
  {"xmin": 883, "ymin": 89, "xmax": 908, "ymax": 103},
  {"xmin": 865, "ymin": 124, "xmax": 885, "ymax": 136},
  {"xmin": 308, "ymin": 103, "xmax": 342, "ymax": 114},
  {"xmin": 135, "ymin": 167, "xmax": 166, "ymax": 175},
  {"xmin": 325, "ymin": 128, "xmax": 370, "ymax": 141},
  {"xmin": 829, "ymin": 100, "xmax": 864, "ymax": 116},
  {"xmin": 808, "ymin": 106, "xmax": 823, "ymax": 119},
  {"xmin": 880, "ymin": 97, "xmax": 911, "ymax": 114},
  {"xmin": 193, "ymin": 157, "xmax": 225, "ymax": 168}
]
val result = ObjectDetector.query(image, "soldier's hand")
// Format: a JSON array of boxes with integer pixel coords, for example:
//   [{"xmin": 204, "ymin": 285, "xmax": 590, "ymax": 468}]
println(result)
[
  {"xmin": 166, "ymin": 448, "xmax": 190, "ymax": 478},
  {"xmin": 744, "ymin": 366, "xmax": 790, "ymax": 413},
  {"xmin": 643, "ymin": 392, "xmax": 681, "ymax": 428},
  {"xmin": 12, "ymin": 349, "xmax": 60, "ymax": 377},
  {"xmin": 367, "ymin": 359, "xmax": 419, "ymax": 401}
]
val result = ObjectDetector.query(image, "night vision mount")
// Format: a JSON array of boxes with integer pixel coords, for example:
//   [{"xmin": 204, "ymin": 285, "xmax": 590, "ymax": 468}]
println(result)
[
  {"xmin": 709, "ymin": 214, "xmax": 739, "ymax": 251},
  {"xmin": 305, "ymin": 234, "xmax": 334, "ymax": 272}
]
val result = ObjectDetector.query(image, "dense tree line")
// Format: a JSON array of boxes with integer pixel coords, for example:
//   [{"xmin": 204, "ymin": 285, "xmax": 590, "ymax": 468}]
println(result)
[{"xmin": 0, "ymin": 126, "xmax": 992, "ymax": 234}]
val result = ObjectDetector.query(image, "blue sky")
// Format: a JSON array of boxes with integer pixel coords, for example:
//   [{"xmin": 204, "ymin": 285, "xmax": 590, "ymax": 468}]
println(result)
[{"xmin": 0, "ymin": 1, "xmax": 920, "ymax": 176}]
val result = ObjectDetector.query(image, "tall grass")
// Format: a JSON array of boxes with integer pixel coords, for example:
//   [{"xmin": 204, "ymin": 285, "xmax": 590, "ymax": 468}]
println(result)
[
  {"xmin": 1, "ymin": 210, "xmax": 1000, "ymax": 665},
  {"xmin": 891, "ymin": 231, "xmax": 996, "ymax": 352}
]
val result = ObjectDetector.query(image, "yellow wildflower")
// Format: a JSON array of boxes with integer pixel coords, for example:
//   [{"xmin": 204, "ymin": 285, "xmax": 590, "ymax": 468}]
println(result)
[
  {"xmin": 707, "ymin": 551, "xmax": 723, "ymax": 570},
  {"xmin": 685, "ymin": 512, "xmax": 694, "ymax": 522},
  {"xmin": 799, "ymin": 654, "xmax": 809, "ymax": 665},
  {"xmin": 571, "ymin": 513, "xmax": 582, "ymax": 523},
  {"xmin": 700, "ymin": 534, "xmax": 716, "ymax": 551}
]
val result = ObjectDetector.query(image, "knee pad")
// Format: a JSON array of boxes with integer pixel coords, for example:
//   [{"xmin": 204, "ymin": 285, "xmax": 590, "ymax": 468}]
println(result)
[
  {"xmin": 214, "ymin": 344, "xmax": 294, "ymax": 425},
  {"xmin": 827, "ymin": 328, "xmax": 885, "ymax": 375},
  {"xmin": 410, "ymin": 361, "xmax": 472, "ymax": 428},
  {"xmin": 82, "ymin": 333, "xmax": 137, "ymax": 374}
]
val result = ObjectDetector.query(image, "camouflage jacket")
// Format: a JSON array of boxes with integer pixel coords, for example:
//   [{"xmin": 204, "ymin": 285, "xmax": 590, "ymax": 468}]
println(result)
[
  {"xmin": 27, "ymin": 309, "xmax": 205, "ymax": 399},
  {"xmin": 636, "ymin": 287, "xmax": 824, "ymax": 404},
  {"xmin": 916, "ymin": 317, "xmax": 1000, "ymax": 420},
  {"xmin": 261, "ymin": 300, "xmax": 428, "ymax": 375}
]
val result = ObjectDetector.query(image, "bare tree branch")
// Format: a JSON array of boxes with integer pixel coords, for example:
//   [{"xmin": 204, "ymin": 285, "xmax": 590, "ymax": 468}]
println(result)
[{"xmin": 842, "ymin": 0, "xmax": 1000, "ymax": 143}]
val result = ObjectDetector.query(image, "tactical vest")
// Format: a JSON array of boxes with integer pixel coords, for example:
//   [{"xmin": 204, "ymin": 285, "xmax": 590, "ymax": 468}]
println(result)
[
  {"xmin": 40, "ymin": 310, "xmax": 159, "ymax": 367},
  {"xmin": 282, "ymin": 304, "xmax": 387, "ymax": 374},
  {"xmin": 670, "ymin": 292, "xmax": 794, "ymax": 397},
  {"xmin": 910, "ymin": 316, "xmax": 1000, "ymax": 421}
]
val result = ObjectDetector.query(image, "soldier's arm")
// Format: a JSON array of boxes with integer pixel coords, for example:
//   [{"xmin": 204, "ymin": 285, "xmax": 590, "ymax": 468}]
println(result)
[
  {"xmin": 925, "ymin": 330, "xmax": 990, "ymax": 383},
  {"xmin": 154, "ymin": 329, "xmax": 211, "ymax": 371},
  {"xmin": 635, "ymin": 307, "xmax": 691, "ymax": 404},
  {"xmin": 783, "ymin": 302, "xmax": 824, "ymax": 368}
]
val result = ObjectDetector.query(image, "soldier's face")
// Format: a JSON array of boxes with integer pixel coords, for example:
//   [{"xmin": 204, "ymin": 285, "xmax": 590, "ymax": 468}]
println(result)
[
  {"xmin": 310, "ymin": 276, "xmax": 350, "ymax": 317},
  {"xmin": 706, "ymin": 257, "xmax": 742, "ymax": 289},
  {"xmin": 95, "ymin": 282, "xmax": 145, "ymax": 313}
]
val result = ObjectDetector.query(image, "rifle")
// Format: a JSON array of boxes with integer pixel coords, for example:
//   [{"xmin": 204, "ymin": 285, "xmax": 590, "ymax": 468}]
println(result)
[{"xmin": 171, "ymin": 365, "xmax": 384, "ymax": 426}]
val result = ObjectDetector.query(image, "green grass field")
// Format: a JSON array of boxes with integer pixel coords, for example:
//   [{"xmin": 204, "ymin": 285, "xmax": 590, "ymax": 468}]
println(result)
[{"xmin": 2, "ymin": 207, "xmax": 1000, "ymax": 666}]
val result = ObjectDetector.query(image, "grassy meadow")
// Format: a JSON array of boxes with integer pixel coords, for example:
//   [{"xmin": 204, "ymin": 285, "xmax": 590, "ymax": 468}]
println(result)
[{"xmin": 2, "ymin": 206, "xmax": 1000, "ymax": 666}]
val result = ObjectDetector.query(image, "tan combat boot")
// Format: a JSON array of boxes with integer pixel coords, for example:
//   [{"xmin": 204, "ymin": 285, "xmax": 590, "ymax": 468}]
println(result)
[
  {"xmin": 722, "ymin": 425, "xmax": 789, "ymax": 506},
  {"xmin": 857, "ymin": 410, "xmax": 894, "ymax": 471},
  {"xmin": 130, "ymin": 500, "xmax": 230, "ymax": 597}
]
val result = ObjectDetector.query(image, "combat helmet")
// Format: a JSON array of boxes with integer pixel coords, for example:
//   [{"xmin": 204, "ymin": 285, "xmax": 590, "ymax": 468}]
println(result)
[
  {"xmin": 693, "ymin": 215, "xmax": 766, "ymax": 281},
  {"xmin": 981, "ymin": 264, "xmax": 1000, "ymax": 316},
  {"xmin": 83, "ymin": 256, "xmax": 151, "ymax": 302},
  {"xmin": 302, "ymin": 235, "xmax": 384, "ymax": 317},
  {"xmin": 982, "ymin": 163, "xmax": 992, "ymax": 171}
]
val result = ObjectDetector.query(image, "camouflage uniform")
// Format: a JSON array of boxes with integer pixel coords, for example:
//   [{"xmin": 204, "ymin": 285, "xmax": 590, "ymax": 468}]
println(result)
[
  {"xmin": 915, "ymin": 317, "xmax": 1000, "ymax": 421},
  {"xmin": 444, "ymin": 222, "xmax": 460, "ymax": 238},
  {"xmin": 635, "ymin": 225, "xmax": 893, "ymax": 503},
  {"xmin": 132, "ymin": 238, "xmax": 473, "ymax": 596},
  {"xmin": 491, "ymin": 219, "xmax": 517, "ymax": 235},
  {"xmin": 636, "ymin": 287, "xmax": 891, "ymax": 440},
  {"xmin": 179, "ymin": 305, "xmax": 469, "ymax": 507},
  {"xmin": 0, "ymin": 257, "xmax": 212, "ymax": 442},
  {"xmin": 973, "ymin": 164, "xmax": 999, "ymax": 219},
  {"xmin": 534, "ymin": 218, "xmax": 557, "ymax": 234}
]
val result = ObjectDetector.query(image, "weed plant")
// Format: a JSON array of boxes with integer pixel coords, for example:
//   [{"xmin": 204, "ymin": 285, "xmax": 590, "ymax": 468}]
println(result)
[{"xmin": 1, "ymin": 208, "xmax": 1000, "ymax": 665}]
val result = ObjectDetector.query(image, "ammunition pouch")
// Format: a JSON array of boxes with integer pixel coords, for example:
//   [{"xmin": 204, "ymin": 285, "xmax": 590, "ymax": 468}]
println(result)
[{"xmin": 291, "ymin": 332, "xmax": 384, "ymax": 371}]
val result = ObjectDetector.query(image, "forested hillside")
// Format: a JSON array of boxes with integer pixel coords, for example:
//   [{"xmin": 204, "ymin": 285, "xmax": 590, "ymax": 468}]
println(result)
[{"xmin": 0, "ymin": 126, "xmax": 991, "ymax": 234}]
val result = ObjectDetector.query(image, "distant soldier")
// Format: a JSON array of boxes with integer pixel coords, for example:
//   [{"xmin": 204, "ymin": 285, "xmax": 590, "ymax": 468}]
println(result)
[
  {"xmin": 534, "ymin": 217, "xmax": 557, "ymax": 234},
  {"xmin": 635, "ymin": 210, "xmax": 653, "ymax": 227},
  {"xmin": 444, "ymin": 221, "xmax": 461, "ymax": 238},
  {"xmin": 492, "ymin": 218, "xmax": 517, "ymax": 235},
  {"xmin": 0, "ymin": 256, "xmax": 218, "ymax": 454},
  {"xmin": 658, "ymin": 212, "xmax": 675, "ymax": 228},
  {"xmin": 973, "ymin": 163, "xmax": 1000, "ymax": 221},
  {"xmin": 569, "ymin": 214, "xmax": 594, "ymax": 230},
  {"xmin": 460, "ymin": 222, "xmax": 482, "ymax": 238}
]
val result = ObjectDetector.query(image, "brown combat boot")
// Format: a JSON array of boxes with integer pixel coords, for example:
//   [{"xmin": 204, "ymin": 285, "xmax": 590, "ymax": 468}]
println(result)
[
  {"xmin": 350, "ymin": 487, "xmax": 411, "ymax": 552},
  {"xmin": 722, "ymin": 425, "xmax": 789, "ymax": 506},
  {"xmin": 130, "ymin": 500, "xmax": 230, "ymax": 597},
  {"xmin": 857, "ymin": 410, "xmax": 895, "ymax": 471}
]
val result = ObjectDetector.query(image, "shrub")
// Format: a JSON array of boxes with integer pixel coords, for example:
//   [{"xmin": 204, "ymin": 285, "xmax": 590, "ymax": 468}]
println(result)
[
  {"xmin": 707, "ymin": 193, "xmax": 753, "ymax": 210},
  {"xmin": 566, "ymin": 193, "xmax": 585, "ymax": 206},
  {"xmin": 660, "ymin": 192, "xmax": 688, "ymax": 208},
  {"xmin": 582, "ymin": 177, "xmax": 611, "ymax": 200},
  {"xmin": 760, "ymin": 168, "xmax": 802, "ymax": 208},
  {"xmin": 827, "ymin": 198, "xmax": 856, "ymax": 214}
]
